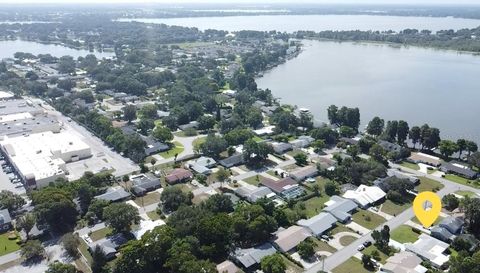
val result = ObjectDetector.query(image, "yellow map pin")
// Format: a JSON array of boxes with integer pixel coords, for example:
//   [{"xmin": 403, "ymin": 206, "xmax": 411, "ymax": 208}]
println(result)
[{"xmin": 413, "ymin": 191, "xmax": 441, "ymax": 228}]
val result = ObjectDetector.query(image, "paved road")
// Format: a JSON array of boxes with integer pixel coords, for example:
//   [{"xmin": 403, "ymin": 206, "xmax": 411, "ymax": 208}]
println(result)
[{"xmin": 306, "ymin": 164, "xmax": 462, "ymax": 273}]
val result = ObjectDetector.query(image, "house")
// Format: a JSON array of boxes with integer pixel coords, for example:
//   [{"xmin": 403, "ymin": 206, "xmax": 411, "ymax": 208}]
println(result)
[
  {"xmin": 216, "ymin": 260, "xmax": 240, "ymax": 273},
  {"xmin": 405, "ymin": 234, "xmax": 450, "ymax": 268},
  {"xmin": 387, "ymin": 169, "xmax": 420, "ymax": 184},
  {"xmin": 378, "ymin": 140, "xmax": 403, "ymax": 153},
  {"xmin": 219, "ymin": 153, "xmax": 245, "ymax": 168},
  {"xmin": 440, "ymin": 162, "xmax": 478, "ymax": 179},
  {"xmin": 235, "ymin": 186, "xmax": 276, "ymax": 203},
  {"xmin": 95, "ymin": 187, "xmax": 131, "ymax": 202},
  {"xmin": 233, "ymin": 243, "xmax": 276, "ymax": 269},
  {"xmin": 88, "ymin": 233, "xmax": 129, "ymax": 260},
  {"xmin": 0, "ymin": 209, "xmax": 12, "ymax": 232},
  {"xmin": 187, "ymin": 156, "xmax": 216, "ymax": 175},
  {"xmin": 131, "ymin": 173, "xmax": 161, "ymax": 196},
  {"xmin": 253, "ymin": 125, "xmax": 275, "ymax": 136},
  {"xmin": 290, "ymin": 136, "xmax": 315, "ymax": 149},
  {"xmin": 165, "ymin": 168, "xmax": 193, "ymax": 184},
  {"xmin": 343, "ymin": 185, "xmax": 386, "ymax": 208},
  {"xmin": 438, "ymin": 217, "xmax": 464, "ymax": 234},
  {"xmin": 289, "ymin": 165, "xmax": 318, "ymax": 181},
  {"xmin": 260, "ymin": 177, "xmax": 304, "ymax": 200},
  {"xmin": 273, "ymin": 225, "xmax": 311, "ymax": 252},
  {"xmin": 297, "ymin": 212, "xmax": 337, "ymax": 237},
  {"xmin": 407, "ymin": 152, "xmax": 441, "ymax": 167},
  {"xmin": 339, "ymin": 137, "xmax": 359, "ymax": 146},
  {"xmin": 430, "ymin": 226, "xmax": 455, "ymax": 243},
  {"xmin": 323, "ymin": 196, "xmax": 358, "ymax": 223},
  {"xmin": 271, "ymin": 142, "xmax": 293, "ymax": 154},
  {"xmin": 381, "ymin": 251, "xmax": 428, "ymax": 273},
  {"xmin": 143, "ymin": 136, "xmax": 169, "ymax": 155},
  {"xmin": 314, "ymin": 156, "xmax": 337, "ymax": 171}
]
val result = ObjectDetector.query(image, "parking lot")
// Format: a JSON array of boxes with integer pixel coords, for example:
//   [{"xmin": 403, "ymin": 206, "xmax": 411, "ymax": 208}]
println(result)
[{"xmin": 0, "ymin": 155, "xmax": 26, "ymax": 195}]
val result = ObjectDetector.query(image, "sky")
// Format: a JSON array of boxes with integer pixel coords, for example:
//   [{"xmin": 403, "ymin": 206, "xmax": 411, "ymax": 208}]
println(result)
[{"xmin": 0, "ymin": 0, "xmax": 479, "ymax": 5}]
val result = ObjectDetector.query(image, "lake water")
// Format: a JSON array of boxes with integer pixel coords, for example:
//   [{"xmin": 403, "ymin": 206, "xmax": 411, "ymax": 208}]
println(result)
[
  {"xmin": 0, "ymin": 40, "xmax": 115, "ymax": 59},
  {"xmin": 119, "ymin": 14, "xmax": 480, "ymax": 32},
  {"xmin": 256, "ymin": 40, "xmax": 480, "ymax": 142}
]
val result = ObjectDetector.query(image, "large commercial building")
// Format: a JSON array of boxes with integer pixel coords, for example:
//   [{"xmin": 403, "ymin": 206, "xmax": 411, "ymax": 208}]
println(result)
[{"xmin": 0, "ymin": 131, "xmax": 92, "ymax": 188}]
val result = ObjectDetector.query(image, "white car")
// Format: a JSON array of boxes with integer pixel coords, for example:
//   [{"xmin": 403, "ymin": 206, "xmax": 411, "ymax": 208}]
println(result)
[{"xmin": 357, "ymin": 245, "xmax": 365, "ymax": 251}]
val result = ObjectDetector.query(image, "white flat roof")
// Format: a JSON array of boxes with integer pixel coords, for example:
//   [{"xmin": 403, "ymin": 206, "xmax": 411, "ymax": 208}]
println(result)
[{"xmin": 0, "ymin": 112, "xmax": 33, "ymax": 122}]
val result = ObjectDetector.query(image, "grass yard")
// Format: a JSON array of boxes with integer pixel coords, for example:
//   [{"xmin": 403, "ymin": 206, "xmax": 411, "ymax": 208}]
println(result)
[
  {"xmin": 78, "ymin": 238, "xmax": 93, "ymax": 264},
  {"xmin": 352, "ymin": 210, "xmax": 386, "ymax": 230},
  {"xmin": 362, "ymin": 245, "xmax": 391, "ymax": 264},
  {"xmin": 134, "ymin": 192, "xmax": 161, "ymax": 207},
  {"xmin": 380, "ymin": 200, "xmax": 411, "ymax": 216},
  {"xmin": 303, "ymin": 195, "xmax": 330, "ymax": 218},
  {"xmin": 159, "ymin": 141, "xmax": 184, "ymax": 159},
  {"xmin": 243, "ymin": 175, "xmax": 264, "ymax": 186},
  {"xmin": 89, "ymin": 227, "xmax": 113, "ymax": 242},
  {"xmin": 146, "ymin": 210, "xmax": 161, "ymax": 221},
  {"xmin": 252, "ymin": 136, "xmax": 263, "ymax": 142},
  {"xmin": 281, "ymin": 254, "xmax": 303, "ymax": 273},
  {"xmin": 192, "ymin": 137, "xmax": 207, "ymax": 151},
  {"xmin": 444, "ymin": 174, "xmax": 480, "ymax": 188},
  {"xmin": 391, "ymin": 225, "xmax": 420, "ymax": 243},
  {"xmin": 411, "ymin": 215, "xmax": 444, "ymax": 226},
  {"xmin": 400, "ymin": 161, "xmax": 420, "ymax": 170},
  {"xmin": 330, "ymin": 224, "xmax": 355, "ymax": 235},
  {"xmin": 0, "ymin": 232, "xmax": 20, "ymax": 256},
  {"xmin": 311, "ymin": 237, "xmax": 337, "ymax": 253},
  {"xmin": 339, "ymin": 235, "xmax": 357, "ymax": 247},
  {"xmin": 416, "ymin": 177, "xmax": 444, "ymax": 192},
  {"xmin": 455, "ymin": 190, "xmax": 477, "ymax": 198},
  {"xmin": 332, "ymin": 257, "xmax": 375, "ymax": 273}
]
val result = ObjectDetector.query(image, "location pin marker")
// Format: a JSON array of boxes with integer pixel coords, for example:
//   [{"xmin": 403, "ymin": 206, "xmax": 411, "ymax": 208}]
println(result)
[{"xmin": 413, "ymin": 191, "xmax": 441, "ymax": 228}]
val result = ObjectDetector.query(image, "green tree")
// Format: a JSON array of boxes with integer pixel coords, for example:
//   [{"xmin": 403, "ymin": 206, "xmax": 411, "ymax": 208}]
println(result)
[
  {"xmin": 58, "ymin": 56, "xmax": 76, "ymax": 74},
  {"xmin": 138, "ymin": 104, "xmax": 158, "ymax": 119},
  {"xmin": 439, "ymin": 140, "xmax": 459, "ymax": 158},
  {"xmin": 298, "ymin": 238, "xmax": 316, "ymax": 259},
  {"xmin": 449, "ymin": 250, "xmax": 480, "ymax": 273},
  {"xmin": 215, "ymin": 167, "xmax": 230, "ymax": 183},
  {"xmin": 367, "ymin": 116, "xmax": 384, "ymax": 137},
  {"xmin": 21, "ymin": 240, "xmax": 45, "ymax": 261},
  {"xmin": 62, "ymin": 232, "xmax": 80, "ymax": 258},
  {"xmin": 202, "ymin": 194, "xmax": 234, "ymax": 214},
  {"xmin": 469, "ymin": 152, "xmax": 480, "ymax": 169},
  {"xmin": 200, "ymin": 134, "xmax": 227, "ymax": 159},
  {"xmin": 369, "ymin": 143, "xmax": 386, "ymax": 163},
  {"xmin": 361, "ymin": 254, "xmax": 375, "ymax": 270},
  {"xmin": 409, "ymin": 126, "xmax": 421, "ymax": 149},
  {"xmin": 466, "ymin": 141, "xmax": 478, "ymax": 157},
  {"xmin": 32, "ymin": 187, "xmax": 78, "ymax": 232},
  {"xmin": 152, "ymin": 126, "xmax": 173, "ymax": 142},
  {"xmin": 397, "ymin": 120, "xmax": 409, "ymax": 144},
  {"xmin": 122, "ymin": 105, "xmax": 137, "ymax": 123},
  {"xmin": 339, "ymin": 126, "xmax": 356, "ymax": 138},
  {"xmin": 372, "ymin": 225, "xmax": 390, "ymax": 251},
  {"xmin": 197, "ymin": 115, "xmax": 216, "ymax": 131},
  {"xmin": 0, "ymin": 190, "xmax": 26, "ymax": 214},
  {"xmin": 103, "ymin": 203, "xmax": 140, "ymax": 233},
  {"xmin": 457, "ymin": 139, "xmax": 467, "ymax": 159},
  {"xmin": 91, "ymin": 246, "xmax": 108, "ymax": 273},
  {"xmin": 196, "ymin": 213, "xmax": 234, "ymax": 258},
  {"xmin": 16, "ymin": 212, "xmax": 36, "ymax": 240},
  {"xmin": 243, "ymin": 138, "xmax": 273, "ymax": 166},
  {"xmin": 463, "ymin": 197, "xmax": 480, "ymax": 237},
  {"xmin": 261, "ymin": 253, "xmax": 286, "ymax": 273},
  {"xmin": 294, "ymin": 153, "xmax": 308, "ymax": 166},
  {"xmin": 46, "ymin": 262, "xmax": 78, "ymax": 273},
  {"xmin": 232, "ymin": 204, "xmax": 277, "ymax": 246},
  {"xmin": 312, "ymin": 139, "xmax": 325, "ymax": 153},
  {"xmin": 442, "ymin": 194, "xmax": 460, "ymax": 211},
  {"xmin": 160, "ymin": 186, "xmax": 193, "ymax": 212},
  {"xmin": 324, "ymin": 180, "xmax": 340, "ymax": 196}
]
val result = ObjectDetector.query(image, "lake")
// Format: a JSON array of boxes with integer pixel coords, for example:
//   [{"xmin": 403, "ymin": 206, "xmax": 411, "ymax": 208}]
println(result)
[
  {"xmin": 119, "ymin": 14, "xmax": 480, "ymax": 32},
  {"xmin": 256, "ymin": 40, "xmax": 480, "ymax": 142},
  {"xmin": 0, "ymin": 40, "xmax": 115, "ymax": 59}
]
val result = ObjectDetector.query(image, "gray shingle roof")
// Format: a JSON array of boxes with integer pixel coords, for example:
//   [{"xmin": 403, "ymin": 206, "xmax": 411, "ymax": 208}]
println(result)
[
  {"xmin": 0, "ymin": 209, "xmax": 12, "ymax": 225},
  {"xmin": 95, "ymin": 187, "xmax": 130, "ymax": 202},
  {"xmin": 234, "ymin": 243, "xmax": 276, "ymax": 268},
  {"xmin": 297, "ymin": 212, "xmax": 337, "ymax": 236},
  {"xmin": 324, "ymin": 196, "xmax": 358, "ymax": 222}
]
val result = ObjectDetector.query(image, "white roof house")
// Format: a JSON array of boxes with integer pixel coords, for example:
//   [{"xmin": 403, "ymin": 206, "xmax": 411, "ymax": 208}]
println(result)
[
  {"xmin": 343, "ymin": 185, "xmax": 386, "ymax": 208},
  {"xmin": 273, "ymin": 225, "xmax": 311, "ymax": 252},
  {"xmin": 405, "ymin": 234, "xmax": 450, "ymax": 268},
  {"xmin": 297, "ymin": 212, "xmax": 337, "ymax": 236},
  {"xmin": 381, "ymin": 251, "xmax": 428, "ymax": 273},
  {"xmin": 0, "ymin": 131, "xmax": 91, "ymax": 188}
]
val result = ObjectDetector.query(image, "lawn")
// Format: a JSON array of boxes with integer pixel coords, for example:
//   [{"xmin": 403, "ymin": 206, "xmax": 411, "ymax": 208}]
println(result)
[
  {"xmin": 303, "ymin": 195, "xmax": 330, "ymax": 218},
  {"xmin": 78, "ymin": 238, "xmax": 93, "ymax": 264},
  {"xmin": 332, "ymin": 257, "xmax": 375, "ymax": 273},
  {"xmin": 444, "ymin": 174, "xmax": 479, "ymax": 188},
  {"xmin": 192, "ymin": 137, "xmax": 207, "ymax": 151},
  {"xmin": 411, "ymin": 215, "xmax": 444, "ymax": 226},
  {"xmin": 362, "ymin": 245, "xmax": 390, "ymax": 264},
  {"xmin": 146, "ymin": 210, "xmax": 161, "ymax": 221},
  {"xmin": 455, "ymin": 190, "xmax": 477, "ymax": 198},
  {"xmin": 281, "ymin": 254, "xmax": 303, "ymax": 273},
  {"xmin": 339, "ymin": 235, "xmax": 357, "ymax": 246},
  {"xmin": 243, "ymin": 175, "xmax": 264, "ymax": 186},
  {"xmin": 400, "ymin": 161, "xmax": 420, "ymax": 171},
  {"xmin": 352, "ymin": 210, "xmax": 386, "ymax": 230},
  {"xmin": 416, "ymin": 177, "xmax": 444, "ymax": 192},
  {"xmin": 159, "ymin": 141, "xmax": 184, "ymax": 159},
  {"xmin": 380, "ymin": 199, "xmax": 411, "ymax": 216},
  {"xmin": 134, "ymin": 192, "xmax": 161, "ymax": 207},
  {"xmin": 311, "ymin": 237, "xmax": 337, "ymax": 253},
  {"xmin": 252, "ymin": 136, "xmax": 263, "ymax": 142},
  {"xmin": 0, "ymin": 232, "xmax": 20, "ymax": 256},
  {"xmin": 89, "ymin": 227, "xmax": 113, "ymax": 242},
  {"xmin": 391, "ymin": 225, "xmax": 420, "ymax": 243},
  {"xmin": 330, "ymin": 224, "xmax": 355, "ymax": 235}
]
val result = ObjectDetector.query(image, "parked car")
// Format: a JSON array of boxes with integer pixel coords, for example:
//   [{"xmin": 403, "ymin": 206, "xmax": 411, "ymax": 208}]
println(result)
[
  {"xmin": 363, "ymin": 241, "xmax": 372, "ymax": 247},
  {"xmin": 357, "ymin": 245, "xmax": 365, "ymax": 251},
  {"xmin": 321, "ymin": 235, "xmax": 330, "ymax": 241}
]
